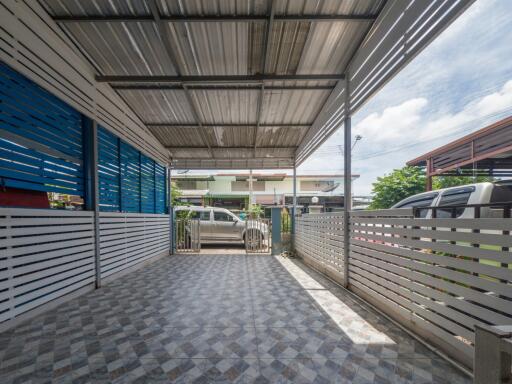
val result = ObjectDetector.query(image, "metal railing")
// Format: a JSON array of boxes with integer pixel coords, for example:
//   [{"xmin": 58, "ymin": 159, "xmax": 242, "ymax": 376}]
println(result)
[
  {"xmin": 245, "ymin": 218, "xmax": 271, "ymax": 253},
  {"xmin": 175, "ymin": 218, "xmax": 201, "ymax": 253}
]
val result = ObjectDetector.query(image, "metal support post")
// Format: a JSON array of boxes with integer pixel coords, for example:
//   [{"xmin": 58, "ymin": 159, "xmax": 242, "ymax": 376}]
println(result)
[
  {"xmin": 168, "ymin": 167, "xmax": 175, "ymax": 255},
  {"xmin": 343, "ymin": 79, "xmax": 352, "ymax": 289},
  {"xmin": 291, "ymin": 165, "xmax": 297, "ymax": 248},
  {"xmin": 82, "ymin": 117, "xmax": 101, "ymax": 288}
]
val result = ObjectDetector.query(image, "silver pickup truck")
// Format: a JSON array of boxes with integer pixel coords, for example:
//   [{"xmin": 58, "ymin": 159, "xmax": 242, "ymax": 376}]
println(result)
[
  {"xmin": 174, "ymin": 206, "xmax": 269, "ymax": 246},
  {"xmin": 392, "ymin": 181, "xmax": 512, "ymax": 218}
]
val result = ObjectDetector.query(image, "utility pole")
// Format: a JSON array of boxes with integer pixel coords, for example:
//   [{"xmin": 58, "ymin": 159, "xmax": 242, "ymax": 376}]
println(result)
[{"xmin": 248, "ymin": 169, "xmax": 254, "ymax": 210}]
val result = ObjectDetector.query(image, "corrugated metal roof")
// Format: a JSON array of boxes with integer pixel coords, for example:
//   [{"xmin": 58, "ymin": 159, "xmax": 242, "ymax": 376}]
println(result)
[
  {"xmin": 41, "ymin": 0, "xmax": 151, "ymax": 16},
  {"xmin": 39, "ymin": 0, "xmax": 473, "ymax": 169},
  {"xmin": 256, "ymin": 126, "xmax": 307, "ymax": 147},
  {"xmin": 116, "ymin": 89, "xmax": 195, "ymax": 123},
  {"xmin": 261, "ymin": 89, "xmax": 329, "ymax": 124},
  {"xmin": 159, "ymin": 0, "xmax": 267, "ymax": 16},
  {"xmin": 61, "ymin": 23, "xmax": 178, "ymax": 76},
  {"xmin": 166, "ymin": 22, "xmax": 252, "ymax": 75},
  {"xmin": 190, "ymin": 89, "xmax": 259, "ymax": 123}
]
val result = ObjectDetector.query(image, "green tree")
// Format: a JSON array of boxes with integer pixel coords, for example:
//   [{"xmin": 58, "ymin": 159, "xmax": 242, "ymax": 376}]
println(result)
[
  {"xmin": 369, "ymin": 166, "xmax": 426, "ymax": 209},
  {"xmin": 171, "ymin": 182, "xmax": 182, "ymax": 206},
  {"xmin": 248, "ymin": 204, "xmax": 263, "ymax": 218},
  {"xmin": 432, "ymin": 175, "xmax": 493, "ymax": 190}
]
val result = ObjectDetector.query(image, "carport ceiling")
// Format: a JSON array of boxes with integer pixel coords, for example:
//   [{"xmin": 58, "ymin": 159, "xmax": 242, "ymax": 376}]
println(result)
[{"xmin": 40, "ymin": 0, "xmax": 474, "ymax": 169}]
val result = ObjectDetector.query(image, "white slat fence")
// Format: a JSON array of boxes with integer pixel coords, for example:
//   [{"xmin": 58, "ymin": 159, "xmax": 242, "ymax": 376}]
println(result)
[
  {"xmin": 0, "ymin": 208, "xmax": 95, "ymax": 323},
  {"xmin": 0, "ymin": 208, "xmax": 170, "ymax": 328},
  {"xmin": 99, "ymin": 212, "xmax": 170, "ymax": 279},
  {"xmin": 294, "ymin": 208, "xmax": 512, "ymax": 369},
  {"xmin": 295, "ymin": 212, "xmax": 345, "ymax": 284}
]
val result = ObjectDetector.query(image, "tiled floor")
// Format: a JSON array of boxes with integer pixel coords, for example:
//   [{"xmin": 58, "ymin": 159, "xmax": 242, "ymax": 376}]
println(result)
[{"xmin": 0, "ymin": 254, "xmax": 471, "ymax": 383}]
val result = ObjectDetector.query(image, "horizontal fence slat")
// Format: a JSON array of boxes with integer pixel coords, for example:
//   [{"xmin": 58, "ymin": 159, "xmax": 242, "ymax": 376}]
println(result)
[
  {"xmin": 98, "ymin": 212, "xmax": 169, "ymax": 280},
  {"xmin": 294, "ymin": 209, "xmax": 512, "ymax": 368}
]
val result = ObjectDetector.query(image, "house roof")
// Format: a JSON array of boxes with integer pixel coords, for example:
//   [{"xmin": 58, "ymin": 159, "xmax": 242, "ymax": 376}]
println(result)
[
  {"xmin": 408, "ymin": 116, "xmax": 512, "ymax": 177},
  {"xmin": 173, "ymin": 172, "xmax": 358, "ymax": 181}
]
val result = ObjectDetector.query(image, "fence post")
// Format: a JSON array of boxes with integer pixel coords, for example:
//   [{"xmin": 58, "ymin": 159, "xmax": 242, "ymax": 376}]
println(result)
[
  {"xmin": 83, "ymin": 117, "xmax": 101, "ymax": 288},
  {"xmin": 474, "ymin": 324, "xmax": 512, "ymax": 384}
]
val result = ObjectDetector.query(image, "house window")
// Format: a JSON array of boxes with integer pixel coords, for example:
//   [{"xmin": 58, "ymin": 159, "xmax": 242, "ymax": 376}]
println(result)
[
  {"xmin": 300, "ymin": 180, "xmax": 334, "ymax": 191},
  {"xmin": 176, "ymin": 180, "xmax": 198, "ymax": 190},
  {"xmin": 231, "ymin": 181, "xmax": 265, "ymax": 191}
]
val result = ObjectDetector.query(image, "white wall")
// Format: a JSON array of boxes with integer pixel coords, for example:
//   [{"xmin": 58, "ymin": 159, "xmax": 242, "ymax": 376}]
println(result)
[{"xmin": 180, "ymin": 175, "xmax": 347, "ymax": 197}]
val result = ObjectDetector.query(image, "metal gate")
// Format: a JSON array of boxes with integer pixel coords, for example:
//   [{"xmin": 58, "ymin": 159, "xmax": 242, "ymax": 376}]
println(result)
[
  {"xmin": 175, "ymin": 218, "xmax": 201, "ymax": 253},
  {"xmin": 245, "ymin": 218, "xmax": 271, "ymax": 253}
]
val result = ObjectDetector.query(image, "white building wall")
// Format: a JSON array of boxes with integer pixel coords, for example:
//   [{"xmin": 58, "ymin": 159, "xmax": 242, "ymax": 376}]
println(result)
[{"xmin": 179, "ymin": 175, "xmax": 347, "ymax": 197}]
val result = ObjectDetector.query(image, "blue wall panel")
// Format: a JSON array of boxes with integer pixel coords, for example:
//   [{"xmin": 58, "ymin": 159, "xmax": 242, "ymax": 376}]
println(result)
[
  {"xmin": 98, "ymin": 127, "xmax": 120, "ymax": 211},
  {"xmin": 0, "ymin": 61, "xmax": 84, "ymax": 195}
]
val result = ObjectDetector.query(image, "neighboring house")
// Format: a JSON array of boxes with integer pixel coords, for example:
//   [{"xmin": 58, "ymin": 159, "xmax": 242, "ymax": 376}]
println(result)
[{"xmin": 174, "ymin": 173, "xmax": 359, "ymax": 212}]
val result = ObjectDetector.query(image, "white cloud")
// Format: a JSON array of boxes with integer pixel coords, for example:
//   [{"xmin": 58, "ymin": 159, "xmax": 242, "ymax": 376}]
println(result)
[
  {"xmin": 300, "ymin": 78, "xmax": 512, "ymax": 195},
  {"xmin": 421, "ymin": 80, "xmax": 512, "ymax": 140},
  {"xmin": 476, "ymin": 80, "xmax": 512, "ymax": 116},
  {"xmin": 354, "ymin": 98, "xmax": 427, "ymax": 142}
]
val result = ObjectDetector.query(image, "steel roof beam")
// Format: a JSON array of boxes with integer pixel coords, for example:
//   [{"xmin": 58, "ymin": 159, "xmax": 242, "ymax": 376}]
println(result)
[
  {"xmin": 53, "ymin": 14, "xmax": 375, "ymax": 23},
  {"xmin": 112, "ymin": 84, "xmax": 334, "ymax": 90},
  {"xmin": 147, "ymin": 0, "xmax": 213, "ymax": 158},
  {"xmin": 96, "ymin": 74, "xmax": 344, "ymax": 83},
  {"xmin": 166, "ymin": 146, "xmax": 296, "ymax": 150},
  {"xmin": 147, "ymin": 123, "xmax": 310, "ymax": 127}
]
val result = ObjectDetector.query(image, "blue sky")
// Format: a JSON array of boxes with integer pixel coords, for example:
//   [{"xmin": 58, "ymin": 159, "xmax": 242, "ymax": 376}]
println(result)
[{"xmin": 298, "ymin": 0, "xmax": 512, "ymax": 195}]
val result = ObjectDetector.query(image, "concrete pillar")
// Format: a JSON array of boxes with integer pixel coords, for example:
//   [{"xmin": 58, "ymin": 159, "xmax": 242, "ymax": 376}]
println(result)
[
  {"xmin": 271, "ymin": 207, "xmax": 282, "ymax": 256},
  {"xmin": 82, "ymin": 117, "xmax": 101, "ymax": 288},
  {"xmin": 474, "ymin": 324, "xmax": 512, "ymax": 384}
]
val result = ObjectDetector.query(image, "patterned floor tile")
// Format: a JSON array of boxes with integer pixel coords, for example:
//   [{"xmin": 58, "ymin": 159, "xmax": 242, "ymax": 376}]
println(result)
[{"xmin": 0, "ymin": 254, "xmax": 471, "ymax": 383}]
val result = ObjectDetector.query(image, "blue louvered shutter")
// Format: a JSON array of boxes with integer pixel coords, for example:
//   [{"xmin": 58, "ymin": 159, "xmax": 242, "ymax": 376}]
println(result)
[
  {"xmin": 120, "ymin": 142, "xmax": 140, "ymax": 212},
  {"xmin": 155, "ymin": 162, "xmax": 166, "ymax": 213},
  {"xmin": 140, "ymin": 154, "xmax": 155, "ymax": 213},
  {"xmin": 98, "ymin": 126, "xmax": 120, "ymax": 211},
  {"xmin": 0, "ymin": 62, "xmax": 84, "ymax": 195}
]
